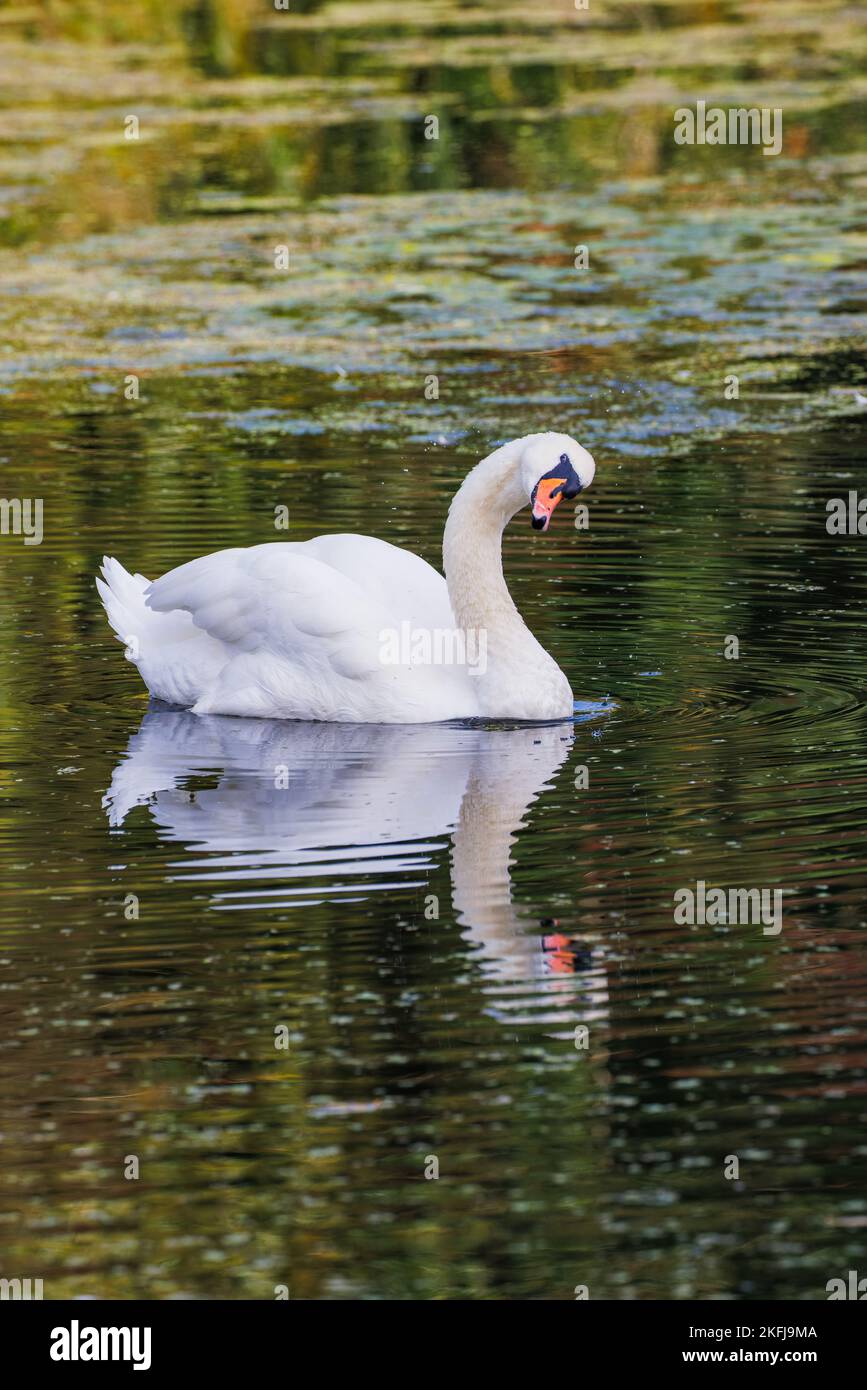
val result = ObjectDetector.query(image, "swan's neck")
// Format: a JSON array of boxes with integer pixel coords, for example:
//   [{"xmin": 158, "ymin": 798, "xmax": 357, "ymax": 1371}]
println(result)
[
  {"xmin": 442, "ymin": 441, "xmax": 530, "ymax": 639},
  {"xmin": 441, "ymin": 441, "xmax": 574, "ymax": 718}
]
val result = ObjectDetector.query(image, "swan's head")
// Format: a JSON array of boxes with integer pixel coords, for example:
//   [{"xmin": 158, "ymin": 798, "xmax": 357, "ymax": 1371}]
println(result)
[{"xmin": 518, "ymin": 432, "xmax": 596, "ymax": 532}]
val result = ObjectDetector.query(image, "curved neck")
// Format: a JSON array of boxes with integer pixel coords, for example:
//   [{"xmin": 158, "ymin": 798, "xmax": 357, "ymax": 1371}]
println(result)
[{"xmin": 442, "ymin": 441, "xmax": 528, "ymax": 635}]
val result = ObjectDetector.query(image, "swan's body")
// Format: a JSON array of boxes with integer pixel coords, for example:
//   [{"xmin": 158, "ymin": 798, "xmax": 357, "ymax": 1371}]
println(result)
[{"xmin": 97, "ymin": 432, "xmax": 595, "ymax": 723}]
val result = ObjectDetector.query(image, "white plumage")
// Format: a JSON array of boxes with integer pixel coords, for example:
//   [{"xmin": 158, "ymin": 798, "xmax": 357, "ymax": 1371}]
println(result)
[{"xmin": 96, "ymin": 432, "xmax": 596, "ymax": 723}]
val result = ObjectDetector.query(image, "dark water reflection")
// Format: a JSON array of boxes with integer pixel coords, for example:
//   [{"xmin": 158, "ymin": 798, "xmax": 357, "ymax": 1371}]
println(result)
[
  {"xmin": 1, "ymin": 0, "xmax": 867, "ymax": 1299},
  {"xmin": 106, "ymin": 711, "xmax": 581, "ymax": 970}
]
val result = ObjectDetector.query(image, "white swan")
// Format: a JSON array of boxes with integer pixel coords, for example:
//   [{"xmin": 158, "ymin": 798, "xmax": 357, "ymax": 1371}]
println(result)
[{"xmin": 96, "ymin": 431, "xmax": 595, "ymax": 723}]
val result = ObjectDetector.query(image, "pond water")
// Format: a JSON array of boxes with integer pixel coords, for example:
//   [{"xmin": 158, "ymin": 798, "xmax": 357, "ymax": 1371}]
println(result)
[{"xmin": 1, "ymin": 0, "xmax": 866, "ymax": 1299}]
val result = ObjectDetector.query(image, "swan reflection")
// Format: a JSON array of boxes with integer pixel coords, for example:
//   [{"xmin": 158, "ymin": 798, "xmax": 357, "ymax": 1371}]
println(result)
[{"xmin": 104, "ymin": 707, "xmax": 609, "ymax": 1002}]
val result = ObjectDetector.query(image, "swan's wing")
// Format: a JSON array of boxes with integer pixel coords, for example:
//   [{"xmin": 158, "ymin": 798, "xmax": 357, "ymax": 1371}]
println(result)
[
  {"xmin": 146, "ymin": 543, "xmax": 384, "ymax": 672},
  {"xmin": 144, "ymin": 541, "xmax": 468, "ymax": 720},
  {"xmin": 145, "ymin": 538, "xmax": 453, "ymax": 646},
  {"xmin": 302, "ymin": 534, "xmax": 454, "ymax": 629}
]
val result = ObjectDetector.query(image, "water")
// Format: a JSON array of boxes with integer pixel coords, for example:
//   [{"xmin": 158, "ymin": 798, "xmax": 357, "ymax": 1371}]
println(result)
[{"xmin": 1, "ymin": 0, "xmax": 866, "ymax": 1300}]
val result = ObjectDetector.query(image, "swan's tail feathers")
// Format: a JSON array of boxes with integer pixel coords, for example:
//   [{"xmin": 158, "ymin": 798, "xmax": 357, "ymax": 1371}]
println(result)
[{"xmin": 96, "ymin": 557, "xmax": 152, "ymax": 661}]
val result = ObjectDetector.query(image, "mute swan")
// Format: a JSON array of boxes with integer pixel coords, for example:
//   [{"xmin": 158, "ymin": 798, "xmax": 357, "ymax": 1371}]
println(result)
[{"xmin": 97, "ymin": 431, "xmax": 595, "ymax": 723}]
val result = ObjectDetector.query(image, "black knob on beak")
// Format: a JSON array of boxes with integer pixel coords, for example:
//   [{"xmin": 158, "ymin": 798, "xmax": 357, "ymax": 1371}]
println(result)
[{"xmin": 559, "ymin": 453, "xmax": 582, "ymax": 499}]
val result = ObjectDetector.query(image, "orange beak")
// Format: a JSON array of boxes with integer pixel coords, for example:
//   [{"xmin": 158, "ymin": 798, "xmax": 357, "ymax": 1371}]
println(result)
[
  {"xmin": 542, "ymin": 931, "xmax": 577, "ymax": 975},
  {"xmin": 531, "ymin": 475, "xmax": 568, "ymax": 532}
]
